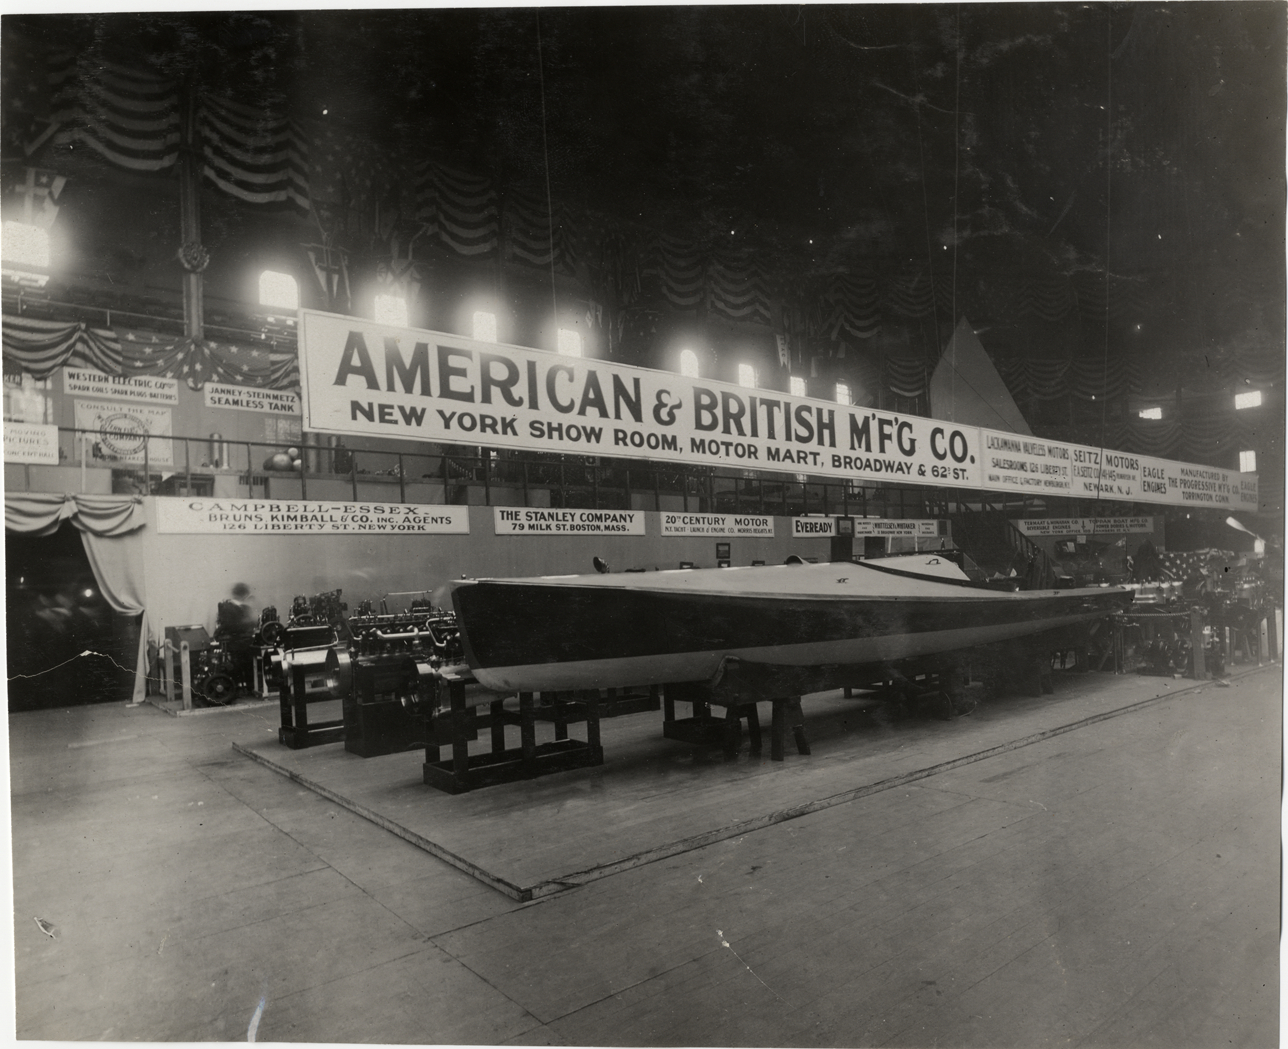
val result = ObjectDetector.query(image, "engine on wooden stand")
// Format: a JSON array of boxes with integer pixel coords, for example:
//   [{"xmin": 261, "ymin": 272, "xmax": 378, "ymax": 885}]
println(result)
[
  {"xmin": 272, "ymin": 591, "xmax": 349, "ymax": 749},
  {"xmin": 326, "ymin": 597, "xmax": 472, "ymax": 757}
]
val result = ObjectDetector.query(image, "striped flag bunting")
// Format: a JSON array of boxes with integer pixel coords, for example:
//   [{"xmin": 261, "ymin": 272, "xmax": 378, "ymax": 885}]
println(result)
[
  {"xmin": 883, "ymin": 270, "xmax": 937, "ymax": 318},
  {"xmin": 198, "ymin": 93, "xmax": 309, "ymax": 210},
  {"xmin": 1073, "ymin": 273, "xmax": 1150, "ymax": 319},
  {"xmin": 883, "ymin": 356, "xmax": 929, "ymax": 399},
  {"xmin": 120, "ymin": 328, "xmax": 299, "ymax": 390},
  {"xmin": 822, "ymin": 272, "xmax": 881, "ymax": 340},
  {"xmin": 2, "ymin": 318, "xmax": 298, "ymax": 391},
  {"xmin": 412, "ymin": 161, "xmax": 499, "ymax": 257},
  {"xmin": 647, "ymin": 236, "xmax": 706, "ymax": 310},
  {"xmin": 47, "ymin": 51, "xmax": 180, "ymax": 172},
  {"xmin": 1068, "ymin": 358, "xmax": 1142, "ymax": 402},
  {"xmin": 504, "ymin": 186, "xmax": 578, "ymax": 271},
  {"xmin": 1014, "ymin": 277, "xmax": 1076, "ymax": 321},
  {"xmin": 1116, "ymin": 415, "xmax": 1184, "ymax": 457},
  {"xmin": 1024, "ymin": 359, "xmax": 1072, "ymax": 401},
  {"xmin": 2, "ymin": 316, "xmax": 122, "ymax": 378},
  {"xmin": 707, "ymin": 256, "xmax": 772, "ymax": 324},
  {"xmin": 994, "ymin": 358, "xmax": 1030, "ymax": 400}
]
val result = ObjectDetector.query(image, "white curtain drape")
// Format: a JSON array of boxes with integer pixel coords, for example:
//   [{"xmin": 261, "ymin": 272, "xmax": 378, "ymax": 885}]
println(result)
[{"xmin": 5, "ymin": 494, "xmax": 149, "ymax": 703}]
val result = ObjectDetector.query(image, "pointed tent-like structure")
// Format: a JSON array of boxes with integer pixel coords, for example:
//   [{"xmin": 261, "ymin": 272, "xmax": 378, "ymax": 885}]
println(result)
[{"xmin": 929, "ymin": 317, "xmax": 1032, "ymax": 435}]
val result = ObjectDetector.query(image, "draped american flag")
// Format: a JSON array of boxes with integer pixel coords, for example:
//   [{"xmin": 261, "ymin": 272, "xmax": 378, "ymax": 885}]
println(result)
[
  {"xmin": 2, "ymin": 315, "xmax": 122, "ymax": 379},
  {"xmin": 47, "ymin": 51, "xmax": 180, "ymax": 172},
  {"xmin": 198, "ymin": 93, "xmax": 309, "ymax": 211},
  {"xmin": 504, "ymin": 185, "xmax": 577, "ymax": 272},
  {"xmin": 308, "ymin": 119, "xmax": 395, "ymax": 235},
  {"xmin": 412, "ymin": 160, "xmax": 499, "ymax": 257}
]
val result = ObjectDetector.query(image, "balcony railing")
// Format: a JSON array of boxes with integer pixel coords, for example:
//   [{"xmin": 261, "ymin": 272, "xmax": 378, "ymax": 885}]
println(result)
[{"xmin": 5, "ymin": 425, "xmax": 959, "ymax": 519}]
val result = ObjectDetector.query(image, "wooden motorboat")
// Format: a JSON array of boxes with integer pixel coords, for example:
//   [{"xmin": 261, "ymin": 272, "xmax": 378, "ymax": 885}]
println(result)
[{"xmin": 449, "ymin": 555, "xmax": 1134, "ymax": 693}]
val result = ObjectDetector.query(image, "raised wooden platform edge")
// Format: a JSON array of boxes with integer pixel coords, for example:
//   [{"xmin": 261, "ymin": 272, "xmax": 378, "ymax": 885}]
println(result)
[
  {"xmin": 520, "ymin": 665, "xmax": 1276, "ymax": 898},
  {"xmin": 230, "ymin": 740, "xmax": 533, "ymax": 902},
  {"xmin": 231, "ymin": 664, "xmax": 1276, "ymax": 903}
]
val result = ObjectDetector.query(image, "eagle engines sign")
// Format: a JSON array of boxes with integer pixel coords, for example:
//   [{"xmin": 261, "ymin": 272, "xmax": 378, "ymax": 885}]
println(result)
[{"xmin": 297, "ymin": 311, "xmax": 983, "ymax": 490}]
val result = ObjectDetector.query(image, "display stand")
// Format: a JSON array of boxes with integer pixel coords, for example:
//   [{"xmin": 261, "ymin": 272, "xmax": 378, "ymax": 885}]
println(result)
[
  {"xmin": 423, "ymin": 669, "xmax": 604, "ymax": 794},
  {"xmin": 533, "ymin": 685, "xmax": 660, "ymax": 725},
  {"xmin": 663, "ymin": 661, "xmax": 812, "ymax": 761},
  {"xmin": 278, "ymin": 646, "xmax": 345, "ymax": 749}
]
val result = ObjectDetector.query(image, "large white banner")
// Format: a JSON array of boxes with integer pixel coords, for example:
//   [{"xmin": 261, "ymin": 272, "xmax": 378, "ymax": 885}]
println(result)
[
  {"xmin": 155, "ymin": 497, "xmax": 470, "ymax": 535},
  {"xmin": 3, "ymin": 422, "xmax": 59, "ymax": 464},
  {"xmin": 64, "ymin": 368, "xmax": 178, "ymax": 404},
  {"xmin": 298, "ymin": 310, "xmax": 1258, "ymax": 511},
  {"xmin": 659, "ymin": 512, "xmax": 775, "ymax": 537},
  {"xmin": 203, "ymin": 382, "xmax": 300, "ymax": 415},
  {"xmin": 74, "ymin": 399, "xmax": 173, "ymax": 466},
  {"xmin": 298, "ymin": 310, "xmax": 985, "ymax": 491}
]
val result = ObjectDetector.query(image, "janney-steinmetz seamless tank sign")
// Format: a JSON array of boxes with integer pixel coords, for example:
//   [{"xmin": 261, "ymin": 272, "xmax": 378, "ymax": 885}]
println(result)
[{"xmin": 297, "ymin": 310, "xmax": 984, "ymax": 490}]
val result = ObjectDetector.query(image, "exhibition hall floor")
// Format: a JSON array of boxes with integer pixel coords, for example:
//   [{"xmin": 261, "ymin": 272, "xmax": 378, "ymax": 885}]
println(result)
[{"xmin": 10, "ymin": 662, "xmax": 1282, "ymax": 1046}]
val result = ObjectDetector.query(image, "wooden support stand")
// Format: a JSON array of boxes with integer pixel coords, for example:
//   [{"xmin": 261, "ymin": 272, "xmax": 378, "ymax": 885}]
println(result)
[
  {"xmin": 278, "ymin": 648, "xmax": 345, "ymax": 749},
  {"xmin": 423, "ymin": 670, "xmax": 604, "ymax": 794},
  {"xmin": 663, "ymin": 665, "xmax": 811, "ymax": 761}
]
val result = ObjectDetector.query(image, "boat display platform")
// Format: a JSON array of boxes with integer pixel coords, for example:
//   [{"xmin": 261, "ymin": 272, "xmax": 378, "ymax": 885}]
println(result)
[{"xmin": 232, "ymin": 666, "xmax": 1259, "ymax": 901}]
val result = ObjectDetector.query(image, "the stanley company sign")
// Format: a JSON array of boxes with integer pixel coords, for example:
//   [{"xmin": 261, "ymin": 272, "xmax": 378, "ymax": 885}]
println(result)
[{"xmin": 297, "ymin": 310, "xmax": 1258, "ymax": 511}]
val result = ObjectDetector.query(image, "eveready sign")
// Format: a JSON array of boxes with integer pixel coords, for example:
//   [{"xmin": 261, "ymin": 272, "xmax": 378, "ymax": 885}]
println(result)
[{"xmin": 792, "ymin": 516, "xmax": 836, "ymax": 537}]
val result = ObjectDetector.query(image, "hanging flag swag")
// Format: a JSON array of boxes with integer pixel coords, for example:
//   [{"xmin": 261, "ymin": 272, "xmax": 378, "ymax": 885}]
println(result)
[
  {"xmin": 46, "ymin": 51, "xmax": 181, "ymax": 172},
  {"xmin": 197, "ymin": 93, "xmax": 309, "ymax": 211},
  {"xmin": 2, "ymin": 316, "xmax": 299, "ymax": 390}
]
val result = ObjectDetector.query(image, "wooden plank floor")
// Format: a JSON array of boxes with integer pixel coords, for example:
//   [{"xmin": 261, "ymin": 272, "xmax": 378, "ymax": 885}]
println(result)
[{"xmin": 232, "ymin": 667, "xmax": 1259, "ymax": 900}]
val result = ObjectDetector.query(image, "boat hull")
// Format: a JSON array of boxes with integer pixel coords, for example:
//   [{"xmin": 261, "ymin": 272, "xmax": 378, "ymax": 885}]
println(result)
[{"xmin": 450, "ymin": 562, "xmax": 1133, "ymax": 693}]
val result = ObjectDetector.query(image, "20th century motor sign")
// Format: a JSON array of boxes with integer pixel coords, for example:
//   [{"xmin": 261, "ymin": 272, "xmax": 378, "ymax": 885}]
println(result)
[{"xmin": 296, "ymin": 310, "xmax": 984, "ymax": 491}]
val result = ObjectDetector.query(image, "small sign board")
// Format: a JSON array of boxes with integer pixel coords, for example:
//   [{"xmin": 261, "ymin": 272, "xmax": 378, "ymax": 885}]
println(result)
[
  {"xmin": 494, "ymin": 507, "xmax": 646, "ymax": 535},
  {"xmin": 3, "ymin": 421, "xmax": 59, "ymax": 464}
]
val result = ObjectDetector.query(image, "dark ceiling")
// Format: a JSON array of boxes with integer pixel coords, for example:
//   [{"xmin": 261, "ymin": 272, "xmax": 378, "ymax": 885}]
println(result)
[{"xmin": 5, "ymin": 5, "xmax": 1286, "ymax": 347}]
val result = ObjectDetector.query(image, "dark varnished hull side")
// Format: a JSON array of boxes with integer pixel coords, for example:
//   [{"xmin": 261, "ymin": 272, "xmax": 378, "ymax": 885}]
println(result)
[{"xmin": 451, "ymin": 580, "xmax": 1132, "ymax": 691}]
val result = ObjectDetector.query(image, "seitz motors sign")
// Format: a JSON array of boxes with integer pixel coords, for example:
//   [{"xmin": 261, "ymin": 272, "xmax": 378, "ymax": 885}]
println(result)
[{"xmin": 297, "ymin": 310, "xmax": 984, "ymax": 492}]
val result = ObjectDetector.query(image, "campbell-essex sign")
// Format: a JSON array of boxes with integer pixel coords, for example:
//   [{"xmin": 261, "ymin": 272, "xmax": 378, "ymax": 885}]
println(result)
[{"xmin": 298, "ymin": 310, "xmax": 1258, "ymax": 511}]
